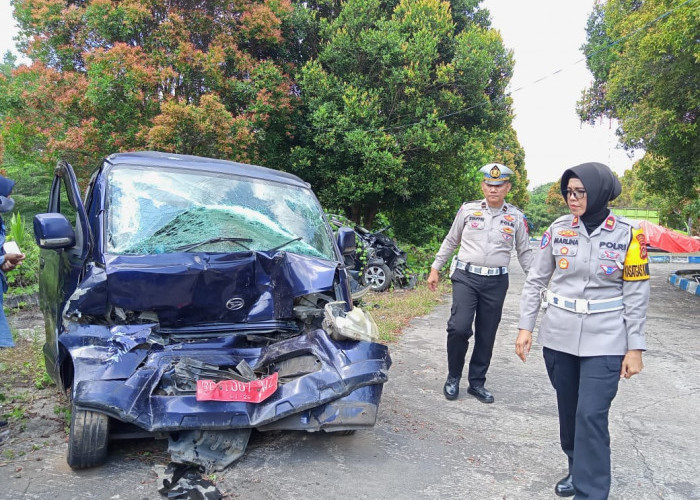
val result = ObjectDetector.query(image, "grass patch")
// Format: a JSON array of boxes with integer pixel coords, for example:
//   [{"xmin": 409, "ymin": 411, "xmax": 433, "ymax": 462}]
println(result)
[
  {"xmin": 0, "ymin": 321, "xmax": 55, "ymax": 424},
  {"xmin": 0, "ymin": 325, "xmax": 52, "ymax": 391},
  {"xmin": 54, "ymin": 404, "xmax": 71, "ymax": 426},
  {"xmin": 361, "ymin": 280, "xmax": 451, "ymax": 343}
]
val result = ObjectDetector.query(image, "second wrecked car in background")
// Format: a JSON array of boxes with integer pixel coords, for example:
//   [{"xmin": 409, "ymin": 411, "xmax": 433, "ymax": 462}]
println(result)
[
  {"xmin": 329, "ymin": 214, "xmax": 416, "ymax": 292},
  {"xmin": 33, "ymin": 151, "xmax": 391, "ymax": 471}
]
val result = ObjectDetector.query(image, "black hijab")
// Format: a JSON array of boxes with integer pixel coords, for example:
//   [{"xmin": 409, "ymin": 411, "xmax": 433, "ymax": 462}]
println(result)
[{"xmin": 560, "ymin": 162, "xmax": 621, "ymax": 234}]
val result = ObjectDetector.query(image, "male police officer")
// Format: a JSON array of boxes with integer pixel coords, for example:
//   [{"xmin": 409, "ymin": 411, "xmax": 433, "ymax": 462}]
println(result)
[{"xmin": 428, "ymin": 163, "xmax": 533, "ymax": 403}]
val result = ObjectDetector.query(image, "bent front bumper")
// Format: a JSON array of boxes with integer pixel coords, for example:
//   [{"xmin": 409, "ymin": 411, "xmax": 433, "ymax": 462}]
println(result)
[{"xmin": 63, "ymin": 324, "xmax": 391, "ymax": 433}]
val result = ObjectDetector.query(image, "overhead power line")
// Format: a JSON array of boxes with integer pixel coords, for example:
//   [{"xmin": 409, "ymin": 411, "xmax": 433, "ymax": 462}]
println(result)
[{"xmin": 302, "ymin": 0, "xmax": 697, "ymax": 135}]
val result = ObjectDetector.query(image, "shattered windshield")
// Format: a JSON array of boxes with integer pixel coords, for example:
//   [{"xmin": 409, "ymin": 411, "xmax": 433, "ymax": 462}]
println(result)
[{"xmin": 106, "ymin": 166, "xmax": 336, "ymax": 260}]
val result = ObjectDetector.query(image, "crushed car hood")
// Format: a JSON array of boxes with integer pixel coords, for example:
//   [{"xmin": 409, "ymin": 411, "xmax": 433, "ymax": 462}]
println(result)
[{"xmin": 64, "ymin": 251, "xmax": 341, "ymax": 327}]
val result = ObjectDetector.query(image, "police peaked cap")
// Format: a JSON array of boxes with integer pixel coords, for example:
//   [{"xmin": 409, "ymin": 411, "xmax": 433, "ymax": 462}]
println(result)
[{"xmin": 479, "ymin": 163, "xmax": 513, "ymax": 185}]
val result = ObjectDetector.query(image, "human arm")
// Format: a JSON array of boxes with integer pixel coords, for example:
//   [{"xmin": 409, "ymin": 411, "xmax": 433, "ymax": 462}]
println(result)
[
  {"xmin": 427, "ymin": 267, "xmax": 440, "ymax": 291},
  {"xmin": 518, "ymin": 229, "xmax": 555, "ymax": 332},
  {"xmin": 620, "ymin": 349, "xmax": 644, "ymax": 378},
  {"xmin": 428, "ymin": 207, "xmax": 466, "ymax": 291},
  {"xmin": 1, "ymin": 252, "xmax": 25, "ymax": 272},
  {"xmin": 620, "ymin": 226, "xmax": 650, "ymax": 377},
  {"xmin": 516, "ymin": 228, "xmax": 556, "ymax": 359}
]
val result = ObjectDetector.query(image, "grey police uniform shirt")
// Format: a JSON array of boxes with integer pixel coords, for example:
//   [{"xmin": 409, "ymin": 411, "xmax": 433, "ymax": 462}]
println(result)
[
  {"xmin": 518, "ymin": 213, "xmax": 650, "ymax": 357},
  {"xmin": 431, "ymin": 200, "xmax": 533, "ymax": 273}
]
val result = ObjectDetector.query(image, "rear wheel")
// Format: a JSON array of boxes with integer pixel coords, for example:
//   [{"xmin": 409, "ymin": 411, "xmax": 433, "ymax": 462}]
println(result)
[
  {"xmin": 363, "ymin": 263, "xmax": 392, "ymax": 292},
  {"xmin": 67, "ymin": 405, "xmax": 110, "ymax": 469}
]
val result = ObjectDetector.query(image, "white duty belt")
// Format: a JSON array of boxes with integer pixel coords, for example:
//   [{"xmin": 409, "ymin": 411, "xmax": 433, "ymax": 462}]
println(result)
[
  {"xmin": 544, "ymin": 290, "xmax": 623, "ymax": 314},
  {"xmin": 453, "ymin": 258, "xmax": 508, "ymax": 276}
]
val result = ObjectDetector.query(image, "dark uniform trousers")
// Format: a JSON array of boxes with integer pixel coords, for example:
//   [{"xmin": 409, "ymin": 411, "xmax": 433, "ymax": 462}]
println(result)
[
  {"xmin": 447, "ymin": 269, "xmax": 509, "ymax": 387},
  {"xmin": 543, "ymin": 347, "xmax": 623, "ymax": 500}
]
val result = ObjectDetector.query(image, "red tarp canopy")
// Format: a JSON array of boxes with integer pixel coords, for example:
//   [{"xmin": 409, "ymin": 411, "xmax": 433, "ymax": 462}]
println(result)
[{"xmin": 636, "ymin": 220, "xmax": 700, "ymax": 253}]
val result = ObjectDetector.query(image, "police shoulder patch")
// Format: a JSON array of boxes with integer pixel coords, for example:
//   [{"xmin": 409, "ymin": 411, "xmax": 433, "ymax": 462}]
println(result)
[
  {"xmin": 623, "ymin": 227, "xmax": 650, "ymax": 281},
  {"xmin": 540, "ymin": 231, "xmax": 551, "ymax": 249},
  {"xmin": 604, "ymin": 215, "xmax": 616, "ymax": 231}
]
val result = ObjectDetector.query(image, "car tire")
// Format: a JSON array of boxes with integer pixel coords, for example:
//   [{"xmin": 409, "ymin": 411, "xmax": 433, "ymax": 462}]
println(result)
[
  {"xmin": 67, "ymin": 406, "xmax": 110, "ymax": 469},
  {"xmin": 363, "ymin": 263, "xmax": 392, "ymax": 292}
]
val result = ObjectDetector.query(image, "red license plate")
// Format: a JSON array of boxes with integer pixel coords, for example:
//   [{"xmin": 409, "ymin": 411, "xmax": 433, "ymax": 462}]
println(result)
[{"xmin": 196, "ymin": 372, "xmax": 279, "ymax": 403}]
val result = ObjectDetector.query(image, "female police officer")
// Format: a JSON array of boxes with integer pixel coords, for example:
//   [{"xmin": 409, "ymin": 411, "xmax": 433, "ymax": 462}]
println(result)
[{"xmin": 515, "ymin": 162, "xmax": 650, "ymax": 499}]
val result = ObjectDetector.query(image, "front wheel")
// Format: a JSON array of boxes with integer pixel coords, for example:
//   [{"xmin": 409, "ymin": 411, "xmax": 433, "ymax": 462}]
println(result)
[
  {"xmin": 67, "ymin": 405, "xmax": 110, "ymax": 469},
  {"xmin": 363, "ymin": 263, "xmax": 392, "ymax": 292}
]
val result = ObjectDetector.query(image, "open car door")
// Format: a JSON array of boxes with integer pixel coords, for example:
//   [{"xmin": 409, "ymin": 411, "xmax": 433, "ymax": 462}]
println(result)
[{"xmin": 34, "ymin": 160, "xmax": 91, "ymax": 385}]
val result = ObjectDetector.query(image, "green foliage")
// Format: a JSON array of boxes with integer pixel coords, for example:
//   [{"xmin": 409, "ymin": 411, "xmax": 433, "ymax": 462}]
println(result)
[
  {"xmin": 401, "ymin": 238, "xmax": 445, "ymax": 280},
  {"xmin": 525, "ymin": 181, "xmax": 575, "ymax": 235},
  {"xmin": 5, "ymin": 213, "xmax": 40, "ymax": 292},
  {"xmin": 524, "ymin": 182, "xmax": 557, "ymax": 236},
  {"xmin": 5, "ymin": 405, "xmax": 25, "ymax": 421},
  {"xmin": 0, "ymin": 0, "xmax": 531, "ymax": 247},
  {"xmin": 521, "ymin": 181, "xmax": 572, "ymax": 236},
  {"xmin": 7, "ymin": 213, "xmax": 25, "ymax": 246},
  {"xmin": 1, "ymin": 51, "xmax": 17, "ymax": 78},
  {"xmin": 290, "ymin": 0, "xmax": 525, "ymax": 245},
  {"xmin": 604, "ymin": 155, "xmax": 699, "ymax": 232},
  {"xmin": 3, "ymin": 160, "xmax": 53, "ymax": 218},
  {"xmin": 578, "ymin": 0, "xmax": 699, "ymax": 231}
]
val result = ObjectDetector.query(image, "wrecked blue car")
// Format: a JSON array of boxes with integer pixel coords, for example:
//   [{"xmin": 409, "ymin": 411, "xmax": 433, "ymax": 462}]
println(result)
[{"xmin": 33, "ymin": 151, "xmax": 391, "ymax": 470}]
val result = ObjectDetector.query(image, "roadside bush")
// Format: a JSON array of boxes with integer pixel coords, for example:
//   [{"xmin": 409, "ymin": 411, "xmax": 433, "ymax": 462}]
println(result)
[
  {"xmin": 401, "ymin": 238, "xmax": 454, "ymax": 282},
  {"xmin": 5, "ymin": 212, "xmax": 39, "ymax": 296}
]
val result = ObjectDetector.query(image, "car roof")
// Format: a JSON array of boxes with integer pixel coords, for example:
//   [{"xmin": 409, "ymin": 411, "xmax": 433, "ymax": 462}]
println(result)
[{"xmin": 104, "ymin": 151, "xmax": 310, "ymax": 189}]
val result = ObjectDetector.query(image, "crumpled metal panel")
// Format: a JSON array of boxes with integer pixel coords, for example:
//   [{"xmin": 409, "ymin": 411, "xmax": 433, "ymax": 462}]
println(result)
[
  {"xmin": 167, "ymin": 429, "xmax": 252, "ymax": 472},
  {"xmin": 64, "ymin": 325, "xmax": 391, "ymax": 433},
  {"xmin": 256, "ymin": 385, "xmax": 382, "ymax": 432},
  {"xmin": 63, "ymin": 252, "xmax": 341, "ymax": 327}
]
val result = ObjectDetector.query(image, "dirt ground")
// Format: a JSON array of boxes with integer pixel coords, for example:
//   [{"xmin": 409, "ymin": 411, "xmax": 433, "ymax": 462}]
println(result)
[
  {"xmin": 1, "ymin": 306, "xmax": 181, "ymax": 477},
  {"xmin": 0, "ymin": 307, "xmax": 68, "ymax": 466}
]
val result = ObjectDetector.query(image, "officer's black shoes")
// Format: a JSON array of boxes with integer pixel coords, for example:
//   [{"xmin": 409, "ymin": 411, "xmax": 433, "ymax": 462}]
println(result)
[
  {"xmin": 554, "ymin": 474, "xmax": 575, "ymax": 497},
  {"xmin": 466, "ymin": 385, "xmax": 494, "ymax": 404},
  {"xmin": 443, "ymin": 376, "xmax": 460, "ymax": 400}
]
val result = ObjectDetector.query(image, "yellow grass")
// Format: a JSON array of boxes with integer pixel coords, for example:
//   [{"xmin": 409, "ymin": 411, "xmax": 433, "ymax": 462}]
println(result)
[{"xmin": 361, "ymin": 280, "xmax": 451, "ymax": 343}]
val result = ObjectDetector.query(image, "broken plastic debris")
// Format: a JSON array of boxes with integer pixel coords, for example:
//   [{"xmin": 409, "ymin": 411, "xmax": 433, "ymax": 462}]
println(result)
[
  {"xmin": 322, "ymin": 301, "xmax": 379, "ymax": 342},
  {"xmin": 155, "ymin": 462, "xmax": 223, "ymax": 499}
]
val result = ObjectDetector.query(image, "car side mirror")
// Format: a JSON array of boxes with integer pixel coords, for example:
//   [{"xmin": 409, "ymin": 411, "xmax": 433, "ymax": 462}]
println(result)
[
  {"xmin": 336, "ymin": 227, "xmax": 356, "ymax": 255},
  {"xmin": 33, "ymin": 213, "xmax": 76, "ymax": 249}
]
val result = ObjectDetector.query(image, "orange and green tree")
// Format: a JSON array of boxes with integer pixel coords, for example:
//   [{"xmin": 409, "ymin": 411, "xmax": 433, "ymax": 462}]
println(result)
[
  {"xmin": 2, "ymin": 0, "xmax": 298, "ymax": 181},
  {"xmin": 1, "ymin": 0, "xmax": 525, "ymax": 245}
]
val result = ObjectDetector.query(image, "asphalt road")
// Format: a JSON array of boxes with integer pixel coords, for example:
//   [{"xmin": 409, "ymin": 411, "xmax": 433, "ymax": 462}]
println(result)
[{"xmin": 1, "ymin": 258, "xmax": 698, "ymax": 500}]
